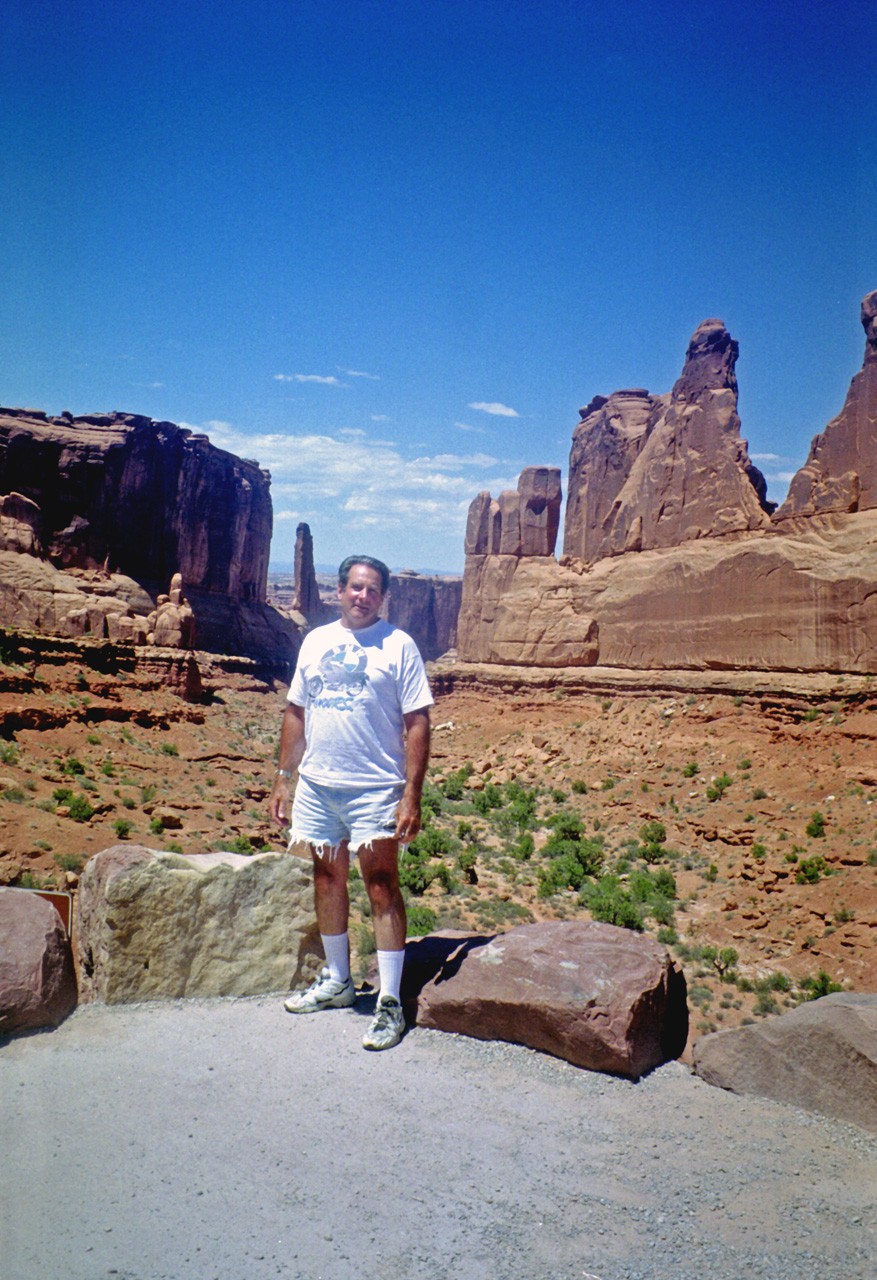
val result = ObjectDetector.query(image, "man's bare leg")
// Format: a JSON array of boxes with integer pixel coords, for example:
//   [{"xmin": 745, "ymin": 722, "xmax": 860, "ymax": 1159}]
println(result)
[
  {"xmin": 284, "ymin": 842, "xmax": 354, "ymax": 1013},
  {"xmin": 358, "ymin": 838, "xmax": 406, "ymax": 951}
]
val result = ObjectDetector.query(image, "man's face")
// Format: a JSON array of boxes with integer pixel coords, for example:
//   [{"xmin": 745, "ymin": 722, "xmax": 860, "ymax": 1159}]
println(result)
[{"xmin": 338, "ymin": 563, "xmax": 385, "ymax": 630}]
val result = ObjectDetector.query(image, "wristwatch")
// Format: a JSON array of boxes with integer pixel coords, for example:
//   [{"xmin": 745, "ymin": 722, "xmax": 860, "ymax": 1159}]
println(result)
[{"xmin": 276, "ymin": 768, "xmax": 293, "ymax": 779}]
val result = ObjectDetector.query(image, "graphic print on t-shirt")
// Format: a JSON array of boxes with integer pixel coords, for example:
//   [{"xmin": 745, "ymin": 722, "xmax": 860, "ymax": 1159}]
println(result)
[{"xmin": 306, "ymin": 643, "xmax": 369, "ymax": 710}]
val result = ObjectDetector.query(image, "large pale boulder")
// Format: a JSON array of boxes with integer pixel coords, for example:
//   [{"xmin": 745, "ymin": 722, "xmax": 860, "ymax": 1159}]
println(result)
[
  {"xmin": 407, "ymin": 922, "xmax": 688, "ymax": 1079},
  {"xmin": 0, "ymin": 888, "xmax": 77, "ymax": 1033},
  {"xmin": 74, "ymin": 845, "xmax": 322, "ymax": 1003},
  {"xmin": 692, "ymin": 993, "xmax": 877, "ymax": 1133}
]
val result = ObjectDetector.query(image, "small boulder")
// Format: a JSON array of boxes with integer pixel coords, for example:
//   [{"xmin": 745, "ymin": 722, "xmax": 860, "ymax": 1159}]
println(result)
[
  {"xmin": 692, "ymin": 992, "xmax": 877, "ymax": 1133},
  {"xmin": 0, "ymin": 888, "xmax": 77, "ymax": 1033},
  {"xmin": 407, "ymin": 922, "xmax": 688, "ymax": 1079}
]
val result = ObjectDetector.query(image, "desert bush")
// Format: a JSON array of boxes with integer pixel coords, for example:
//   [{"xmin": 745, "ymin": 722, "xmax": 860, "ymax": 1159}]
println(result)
[
  {"xmin": 160, "ymin": 743, "xmax": 179, "ymax": 757},
  {"xmin": 580, "ymin": 876, "xmax": 643, "ymax": 930},
  {"xmin": 55, "ymin": 851, "xmax": 85, "ymax": 872},
  {"xmin": 799, "ymin": 970, "xmax": 843, "ymax": 999},
  {"xmin": 67, "ymin": 794, "xmax": 95, "ymax": 822},
  {"xmin": 407, "ymin": 904, "xmax": 437, "ymax": 936},
  {"xmin": 113, "ymin": 819, "xmax": 133, "ymax": 839},
  {"xmin": 682, "ymin": 761, "xmax": 699, "ymax": 778},
  {"xmin": 796, "ymin": 855, "xmax": 828, "ymax": 884},
  {"xmin": 0, "ymin": 743, "xmax": 19, "ymax": 765},
  {"xmin": 571, "ymin": 779, "xmax": 587, "ymax": 794},
  {"xmin": 61, "ymin": 756, "xmax": 86, "ymax": 776},
  {"xmin": 706, "ymin": 772, "xmax": 733, "ymax": 802},
  {"xmin": 806, "ymin": 810, "xmax": 826, "ymax": 838}
]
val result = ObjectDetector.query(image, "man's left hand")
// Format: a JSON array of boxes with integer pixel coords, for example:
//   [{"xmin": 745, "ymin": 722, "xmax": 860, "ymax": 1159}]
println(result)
[{"xmin": 394, "ymin": 791, "xmax": 422, "ymax": 844}]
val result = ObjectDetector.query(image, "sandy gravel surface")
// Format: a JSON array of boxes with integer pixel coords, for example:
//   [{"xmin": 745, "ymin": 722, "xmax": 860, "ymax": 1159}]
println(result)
[{"xmin": 2, "ymin": 997, "xmax": 876, "ymax": 1280}]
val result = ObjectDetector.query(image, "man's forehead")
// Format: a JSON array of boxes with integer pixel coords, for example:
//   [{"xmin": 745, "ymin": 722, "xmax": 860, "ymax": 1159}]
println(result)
[{"xmin": 344, "ymin": 564, "xmax": 384, "ymax": 588}]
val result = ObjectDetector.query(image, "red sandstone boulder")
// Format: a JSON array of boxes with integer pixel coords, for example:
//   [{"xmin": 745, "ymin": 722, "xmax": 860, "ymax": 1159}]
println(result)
[
  {"xmin": 692, "ymin": 993, "xmax": 877, "ymax": 1133},
  {"xmin": 0, "ymin": 888, "xmax": 77, "ymax": 1033},
  {"xmin": 406, "ymin": 922, "xmax": 688, "ymax": 1079}
]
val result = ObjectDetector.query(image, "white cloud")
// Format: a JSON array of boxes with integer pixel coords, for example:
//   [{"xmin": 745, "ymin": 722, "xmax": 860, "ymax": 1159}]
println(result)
[
  {"xmin": 273, "ymin": 374, "xmax": 295, "ymax": 382},
  {"xmin": 338, "ymin": 367, "xmax": 379, "ymax": 380},
  {"xmin": 455, "ymin": 420, "xmax": 488, "ymax": 434},
  {"xmin": 371, "ymin": 414, "xmax": 391, "ymax": 422},
  {"xmin": 468, "ymin": 401, "xmax": 519, "ymax": 417},
  {"xmin": 750, "ymin": 452, "xmax": 783, "ymax": 463},
  {"xmin": 295, "ymin": 374, "xmax": 345, "ymax": 385},
  {"xmin": 338, "ymin": 427, "xmax": 367, "ymax": 439},
  {"xmin": 197, "ymin": 422, "xmax": 518, "ymax": 541}
]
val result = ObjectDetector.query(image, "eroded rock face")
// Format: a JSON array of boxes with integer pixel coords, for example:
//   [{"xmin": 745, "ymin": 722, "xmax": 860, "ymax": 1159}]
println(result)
[
  {"xmin": 692, "ymin": 993, "xmax": 877, "ymax": 1133},
  {"xmin": 776, "ymin": 290, "xmax": 877, "ymax": 518},
  {"xmin": 74, "ymin": 845, "xmax": 322, "ymax": 1003},
  {"xmin": 406, "ymin": 922, "xmax": 688, "ymax": 1079},
  {"xmin": 564, "ymin": 321, "xmax": 772, "ymax": 564},
  {"xmin": 0, "ymin": 888, "xmax": 77, "ymax": 1033},
  {"xmin": 386, "ymin": 571, "xmax": 462, "ymax": 660},
  {"xmin": 0, "ymin": 409, "xmax": 302, "ymax": 663},
  {"xmin": 465, "ymin": 468, "xmax": 562, "ymax": 558},
  {"xmin": 293, "ymin": 522, "xmax": 322, "ymax": 616},
  {"xmin": 0, "ymin": 410, "xmax": 272, "ymax": 601}
]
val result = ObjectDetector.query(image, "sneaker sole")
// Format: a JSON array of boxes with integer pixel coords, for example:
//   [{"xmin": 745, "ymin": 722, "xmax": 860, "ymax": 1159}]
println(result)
[{"xmin": 284, "ymin": 989, "xmax": 356, "ymax": 1014}]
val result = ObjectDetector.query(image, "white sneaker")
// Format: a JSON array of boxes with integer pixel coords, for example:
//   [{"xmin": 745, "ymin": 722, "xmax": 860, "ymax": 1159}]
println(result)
[
  {"xmin": 285, "ymin": 967, "xmax": 356, "ymax": 1014},
  {"xmin": 362, "ymin": 995, "xmax": 405, "ymax": 1050}
]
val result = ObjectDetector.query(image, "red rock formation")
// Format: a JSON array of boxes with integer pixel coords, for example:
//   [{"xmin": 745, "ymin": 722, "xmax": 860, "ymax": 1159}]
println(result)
[
  {"xmin": 465, "ymin": 467, "xmax": 562, "ymax": 558},
  {"xmin": 458, "ymin": 293, "xmax": 877, "ymax": 672},
  {"xmin": 564, "ymin": 320, "xmax": 772, "ymax": 565},
  {"xmin": 292, "ymin": 522, "xmax": 322, "ymax": 616},
  {"xmin": 776, "ymin": 290, "xmax": 877, "ymax": 518},
  {"xmin": 0, "ymin": 888, "xmax": 77, "ymax": 1032},
  {"xmin": 0, "ymin": 409, "xmax": 271, "ymax": 601},
  {"xmin": 0, "ymin": 408, "xmax": 301, "ymax": 664},
  {"xmin": 386, "ymin": 570, "xmax": 462, "ymax": 661}
]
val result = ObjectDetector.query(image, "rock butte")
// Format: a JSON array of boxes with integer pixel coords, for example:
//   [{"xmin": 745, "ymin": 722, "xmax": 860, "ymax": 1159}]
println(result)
[{"xmin": 459, "ymin": 290, "xmax": 877, "ymax": 673}]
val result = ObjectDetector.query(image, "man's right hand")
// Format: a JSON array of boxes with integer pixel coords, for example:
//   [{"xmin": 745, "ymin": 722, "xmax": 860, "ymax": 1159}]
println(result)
[{"xmin": 269, "ymin": 776, "xmax": 291, "ymax": 828}]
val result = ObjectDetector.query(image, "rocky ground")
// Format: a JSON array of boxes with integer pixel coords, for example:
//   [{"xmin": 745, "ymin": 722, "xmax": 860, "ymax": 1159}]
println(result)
[{"xmin": 2, "ymin": 642, "xmax": 876, "ymax": 1056}]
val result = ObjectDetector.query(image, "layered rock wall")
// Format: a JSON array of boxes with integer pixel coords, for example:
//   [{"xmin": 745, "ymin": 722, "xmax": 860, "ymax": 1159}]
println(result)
[
  {"xmin": 386, "ymin": 571, "xmax": 462, "ymax": 660},
  {"xmin": 0, "ymin": 409, "xmax": 301, "ymax": 664},
  {"xmin": 0, "ymin": 409, "xmax": 271, "ymax": 601}
]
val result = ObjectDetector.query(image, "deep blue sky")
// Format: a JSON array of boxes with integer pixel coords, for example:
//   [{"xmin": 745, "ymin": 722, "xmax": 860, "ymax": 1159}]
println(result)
[{"xmin": 2, "ymin": 0, "xmax": 875, "ymax": 571}]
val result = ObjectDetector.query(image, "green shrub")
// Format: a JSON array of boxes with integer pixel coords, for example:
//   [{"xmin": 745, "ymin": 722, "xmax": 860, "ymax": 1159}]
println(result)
[
  {"xmin": 796, "ymin": 855, "xmax": 828, "ymax": 884},
  {"xmin": 706, "ymin": 773, "xmax": 733, "ymax": 802},
  {"xmin": 537, "ymin": 812, "xmax": 605, "ymax": 895},
  {"xmin": 752, "ymin": 786, "xmax": 767, "ymax": 800},
  {"xmin": 160, "ymin": 743, "xmax": 179, "ymax": 757},
  {"xmin": 806, "ymin": 810, "xmax": 826, "ymax": 838},
  {"xmin": 2, "ymin": 786, "xmax": 26, "ymax": 803},
  {"xmin": 682, "ymin": 761, "xmax": 699, "ymax": 778},
  {"xmin": 800, "ymin": 970, "xmax": 843, "ymax": 999},
  {"xmin": 55, "ymin": 851, "xmax": 85, "ymax": 873},
  {"xmin": 421, "ymin": 784, "xmax": 443, "ymax": 816},
  {"xmin": 407, "ymin": 905, "xmax": 437, "ymax": 937},
  {"xmin": 61, "ymin": 756, "xmax": 86, "ymax": 776},
  {"xmin": 68, "ymin": 794, "xmax": 95, "ymax": 822},
  {"xmin": 149, "ymin": 817, "xmax": 165, "ymax": 836},
  {"xmin": 580, "ymin": 876, "xmax": 644, "ymax": 931},
  {"xmin": 113, "ymin": 819, "xmax": 133, "ymax": 839},
  {"xmin": 0, "ymin": 743, "xmax": 19, "ymax": 765},
  {"xmin": 571, "ymin": 779, "xmax": 587, "ymax": 794}
]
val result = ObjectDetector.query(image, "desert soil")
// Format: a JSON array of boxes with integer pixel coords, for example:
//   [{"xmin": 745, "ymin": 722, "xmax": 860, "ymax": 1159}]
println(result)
[{"xmin": 2, "ymin": 647, "xmax": 876, "ymax": 1051}]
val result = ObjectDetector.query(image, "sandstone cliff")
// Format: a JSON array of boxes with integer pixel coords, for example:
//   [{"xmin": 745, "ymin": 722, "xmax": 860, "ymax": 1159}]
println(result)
[
  {"xmin": 0, "ymin": 408, "xmax": 300, "ymax": 665},
  {"xmin": 386, "ymin": 570, "xmax": 462, "ymax": 661},
  {"xmin": 459, "ymin": 293, "xmax": 877, "ymax": 672}
]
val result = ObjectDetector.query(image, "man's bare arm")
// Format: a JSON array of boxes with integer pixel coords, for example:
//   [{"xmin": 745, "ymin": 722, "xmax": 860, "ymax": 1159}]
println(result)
[
  {"xmin": 269, "ymin": 703, "xmax": 306, "ymax": 827},
  {"xmin": 395, "ymin": 707, "xmax": 431, "ymax": 842}
]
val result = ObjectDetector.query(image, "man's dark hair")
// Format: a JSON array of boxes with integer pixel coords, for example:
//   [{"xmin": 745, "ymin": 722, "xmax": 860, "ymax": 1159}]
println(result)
[{"xmin": 338, "ymin": 555, "xmax": 390, "ymax": 595}]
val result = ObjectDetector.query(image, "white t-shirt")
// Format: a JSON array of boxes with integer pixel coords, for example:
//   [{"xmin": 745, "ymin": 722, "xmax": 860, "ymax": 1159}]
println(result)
[{"xmin": 288, "ymin": 618, "xmax": 433, "ymax": 788}]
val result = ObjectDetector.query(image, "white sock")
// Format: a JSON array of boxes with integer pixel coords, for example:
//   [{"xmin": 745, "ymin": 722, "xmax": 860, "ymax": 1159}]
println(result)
[
  {"xmin": 377, "ymin": 949, "xmax": 405, "ymax": 1003},
  {"xmin": 321, "ymin": 932, "xmax": 350, "ymax": 983}
]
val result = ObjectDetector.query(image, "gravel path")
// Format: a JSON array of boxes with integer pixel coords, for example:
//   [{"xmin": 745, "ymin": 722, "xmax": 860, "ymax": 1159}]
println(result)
[{"xmin": 2, "ymin": 996, "xmax": 876, "ymax": 1280}]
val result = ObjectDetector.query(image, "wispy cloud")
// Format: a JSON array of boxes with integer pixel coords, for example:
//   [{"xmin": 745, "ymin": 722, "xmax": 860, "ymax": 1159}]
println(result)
[
  {"xmin": 133, "ymin": 381, "xmax": 165, "ymax": 389},
  {"xmin": 468, "ymin": 401, "xmax": 519, "ymax": 417},
  {"xmin": 273, "ymin": 374, "xmax": 295, "ymax": 382},
  {"xmin": 294, "ymin": 374, "xmax": 345, "ymax": 385},
  {"xmin": 199, "ymin": 422, "xmax": 516, "ymax": 540},
  {"xmin": 455, "ymin": 420, "xmax": 488, "ymax": 434},
  {"xmin": 751, "ymin": 452, "xmax": 784, "ymax": 463},
  {"xmin": 371, "ymin": 413, "xmax": 391, "ymax": 422},
  {"xmin": 338, "ymin": 367, "xmax": 379, "ymax": 380}
]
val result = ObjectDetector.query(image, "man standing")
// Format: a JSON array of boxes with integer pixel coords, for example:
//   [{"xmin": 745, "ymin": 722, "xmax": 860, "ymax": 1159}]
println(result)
[{"xmin": 269, "ymin": 555, "xmax": 432, "ymax": 1051}]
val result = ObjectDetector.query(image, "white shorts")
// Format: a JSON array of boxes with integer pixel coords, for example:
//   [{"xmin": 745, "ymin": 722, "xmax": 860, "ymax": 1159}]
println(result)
[{"xmin": 290, "ymin": 775, "xmax": 404, "ymax": 857}]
